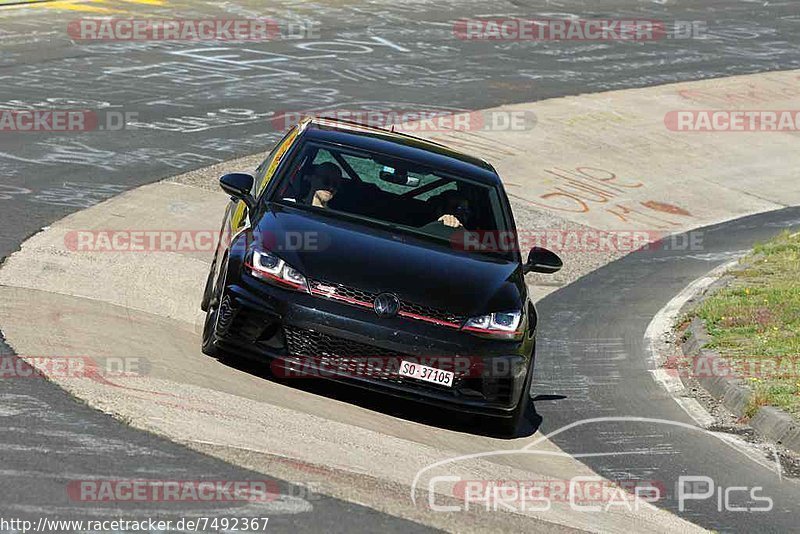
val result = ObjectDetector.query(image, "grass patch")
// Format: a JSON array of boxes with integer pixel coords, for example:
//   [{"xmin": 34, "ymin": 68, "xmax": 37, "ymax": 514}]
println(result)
[{"xmin": 692, "ymin": 231, "xmax": 800, "ymax": 418}]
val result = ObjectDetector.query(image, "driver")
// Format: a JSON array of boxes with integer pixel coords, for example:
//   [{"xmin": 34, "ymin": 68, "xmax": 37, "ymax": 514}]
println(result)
[
  {"xmin": 304, "ymin": 162, "xmax": 343, "ymax": 208},
  {"xmin": 432, "ymin": 190, "xmax": 471, "ymax": 228}
]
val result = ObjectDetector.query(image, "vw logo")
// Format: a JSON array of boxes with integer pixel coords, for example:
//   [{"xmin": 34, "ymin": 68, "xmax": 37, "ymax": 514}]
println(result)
[{"xmin": 373, "ymin": 293, "xmax": 400, "ymax": 318}]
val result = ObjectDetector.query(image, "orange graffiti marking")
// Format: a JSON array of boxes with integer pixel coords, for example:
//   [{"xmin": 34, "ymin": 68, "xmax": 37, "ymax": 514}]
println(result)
[{"xmin": 641, "ymin": 200, "xmax": 692, "ymax": 217}]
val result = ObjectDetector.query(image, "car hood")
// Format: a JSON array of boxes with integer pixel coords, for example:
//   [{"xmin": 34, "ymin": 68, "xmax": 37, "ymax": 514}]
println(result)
[{"xmin": 256, "ymin": 204, "xmax": 524, "ymax": 316}]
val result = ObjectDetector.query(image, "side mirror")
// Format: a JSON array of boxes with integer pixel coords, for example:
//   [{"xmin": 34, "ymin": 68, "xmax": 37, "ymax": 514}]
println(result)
[
  {"xmin": 524, "ymin": 247, "xmax": 563, "ymax": 275},
  {"xmin": 219, "ymin": 173, "xmax": 256, "ymax": 212}
]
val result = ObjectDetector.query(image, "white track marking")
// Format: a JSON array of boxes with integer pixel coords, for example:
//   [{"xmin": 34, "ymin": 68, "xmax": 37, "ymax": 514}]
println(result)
[
  {"xmin": 644, "ymin": 257, "xmax": 742, "ymax": 426},
  {"xmin": 641, "ymin": 256, "xmax": 793, "ymax": 477}
]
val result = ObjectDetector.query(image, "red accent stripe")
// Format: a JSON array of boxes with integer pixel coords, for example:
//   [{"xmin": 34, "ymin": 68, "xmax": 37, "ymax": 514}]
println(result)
[
  {"xmin": 248, "ymin": 266, "xmax": 477, "ymax": 333},
  {"xmin": 310, "ymin": 286, "xmax": 462, "ymax": 329},
  {"xmin": 398, "ymin": 310, "xmax": 461, "ymax": 329},
  {"xmin": 310, "ymin": 288, "xmax": 373, "ymax": 308},
  {"xmin": 245, "ymin": 262, "xmax": 307, "ymax": 291},
  {"xmin": 462, "ymin": 325, "xmax": 523, "ymax": 337}
]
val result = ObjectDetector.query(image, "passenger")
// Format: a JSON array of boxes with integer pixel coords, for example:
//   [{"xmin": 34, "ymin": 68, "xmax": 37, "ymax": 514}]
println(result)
[{"xmin": 304, "ymin": 162, "xmax": 343, "ymax": 208}]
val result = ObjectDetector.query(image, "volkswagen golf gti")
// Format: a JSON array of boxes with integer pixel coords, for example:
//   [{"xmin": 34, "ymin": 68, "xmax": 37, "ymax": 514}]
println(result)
[{"xmin": 200, "ymin": 117, "xmax": 562, "ymax": 435}]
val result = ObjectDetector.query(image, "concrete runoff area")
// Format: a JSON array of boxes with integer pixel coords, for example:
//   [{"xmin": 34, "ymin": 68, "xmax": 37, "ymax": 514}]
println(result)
[{"xmin": 1, "ymin": 70, "xmax": 799, "ymax": 531}]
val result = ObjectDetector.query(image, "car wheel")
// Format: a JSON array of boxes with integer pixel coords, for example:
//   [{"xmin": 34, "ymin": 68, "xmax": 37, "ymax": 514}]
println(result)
[
  {"xmin": 200, "ymin": 257, "xmax": 216, "ymax": 312},
  {"xmin": 201, "ymin": 255, "xmax": 228, "ymax": 357},
  {"xmin": 492, "ymin": 357, "xmax": 535, "ymax": 437}
]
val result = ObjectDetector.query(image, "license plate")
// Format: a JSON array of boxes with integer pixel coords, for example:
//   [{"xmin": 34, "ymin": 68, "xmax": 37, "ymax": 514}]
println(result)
[{"xmin": 399, "ymin": 360, "xmax": 454, "ymax": 387}]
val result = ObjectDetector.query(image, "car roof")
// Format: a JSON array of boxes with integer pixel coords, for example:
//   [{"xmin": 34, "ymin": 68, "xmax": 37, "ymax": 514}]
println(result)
[{"xmin": 299, "ymin": 118, "xmax": 501, "ymax": 186}]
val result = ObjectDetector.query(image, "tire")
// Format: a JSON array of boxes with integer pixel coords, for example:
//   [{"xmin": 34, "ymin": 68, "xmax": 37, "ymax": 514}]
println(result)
[
  {"xmin": 200, "ymin": 258, "xmax": 216, "ymax": 312},
  {"xmin": 491, "ymin": 357, "xmax": 535, "ymax": 437},
  {"xmin": 201, "ymin": 255, "xmax": 228, "ymax": 357},
  {"xmin": 201, "ymin": 310, "xmax": 220, "ymax": 357}
]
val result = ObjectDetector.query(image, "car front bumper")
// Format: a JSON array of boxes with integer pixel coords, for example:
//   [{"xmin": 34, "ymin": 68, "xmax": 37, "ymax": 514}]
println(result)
[{"xmin": 213, "ymin": 277, "xmax": 535, "ymax": 416}]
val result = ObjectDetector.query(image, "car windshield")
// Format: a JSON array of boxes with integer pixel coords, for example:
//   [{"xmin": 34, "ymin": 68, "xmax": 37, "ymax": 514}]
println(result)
[{"xmin": 270, "ymin": 141, "xmax": 514, "ymax": 258}]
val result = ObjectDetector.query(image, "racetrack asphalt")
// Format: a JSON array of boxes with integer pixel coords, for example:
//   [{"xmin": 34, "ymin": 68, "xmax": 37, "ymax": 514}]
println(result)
[
  {"xmin": 535, "ymin": 207, "xmax": 800, "ymax": 532},
  {"xmin": 1, "ymin": 0, "xmax": 800, "ymax": 531}
]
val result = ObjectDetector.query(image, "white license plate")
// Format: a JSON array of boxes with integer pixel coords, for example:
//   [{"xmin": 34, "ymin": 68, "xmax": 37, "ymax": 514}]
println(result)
[{"xmin": 399, "ymin": 360, "xmax": 454, "ymax": 387}]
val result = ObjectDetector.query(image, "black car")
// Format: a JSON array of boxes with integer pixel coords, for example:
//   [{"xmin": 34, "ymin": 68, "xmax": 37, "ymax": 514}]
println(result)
[{"xmin": 200, "ymin": 117, "xmax": 562, "ymax": 435}]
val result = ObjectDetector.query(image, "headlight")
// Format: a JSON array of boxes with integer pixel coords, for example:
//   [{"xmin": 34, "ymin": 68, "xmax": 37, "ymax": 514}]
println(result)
[
  {"xmin": 463, "ymin": 310, "xmax": 523, "ymax": 339},
  {"xmin": 247, "ymin": 248, "xmax": 309, "ymax": 292}
]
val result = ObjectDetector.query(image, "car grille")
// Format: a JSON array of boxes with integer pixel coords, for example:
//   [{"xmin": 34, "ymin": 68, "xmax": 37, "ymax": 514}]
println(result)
[
  {"xmin": 399, "ymin": 300, "xmax": 466, "ymax": 326},
  {"xmin": 307, "ymin": 278, "xmax": 467, "ymax": 326},
  {"xmin": 308, "ymin": 278, "xmax": 378, "ymax": 305},
  {"xmin": 282, "ymin": 326, "xmax": 466, "ymax": 390}
]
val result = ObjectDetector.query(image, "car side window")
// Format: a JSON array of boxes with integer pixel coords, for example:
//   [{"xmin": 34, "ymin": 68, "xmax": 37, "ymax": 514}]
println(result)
[
  {"xmin": 229, "ymin": 127, "xmax": 300, "ymax": 232},
  {"xmin": 253, "ymin": 126, "xmax": 299, "ymax": 198}
]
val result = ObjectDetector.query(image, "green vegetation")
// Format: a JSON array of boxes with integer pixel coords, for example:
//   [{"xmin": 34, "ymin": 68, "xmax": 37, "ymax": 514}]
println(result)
[{"xmin": 693, "ymin": 231, "xmax": 800, "ymax": 417}]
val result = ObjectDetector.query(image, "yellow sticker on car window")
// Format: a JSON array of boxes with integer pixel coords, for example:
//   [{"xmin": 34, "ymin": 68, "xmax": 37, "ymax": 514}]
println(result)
[{"xmin": 257, "ymin": 127, "xmax": 299, "ymax": 196}]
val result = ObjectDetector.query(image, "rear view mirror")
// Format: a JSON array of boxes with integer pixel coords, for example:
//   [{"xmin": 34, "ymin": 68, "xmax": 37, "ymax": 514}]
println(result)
[
  {"xmin": 219, "ymin": 173, "xmax": 256, "ymax": 212},
  {"xmin": 524, "ymin": 247, "xmax": 563, "ymax": 275},
  {"xmin": 379, "ymin": 166, "xmax": 419, "ymax": 187}
]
